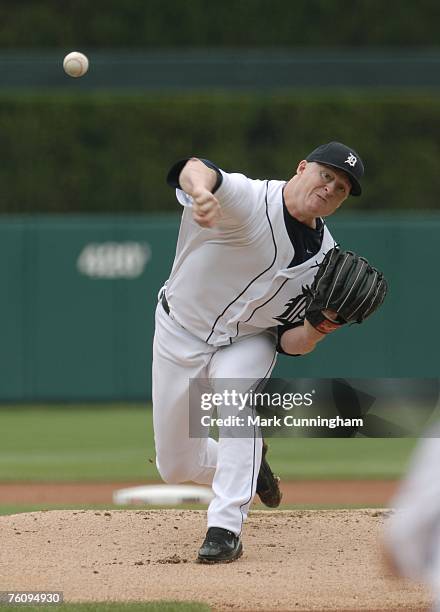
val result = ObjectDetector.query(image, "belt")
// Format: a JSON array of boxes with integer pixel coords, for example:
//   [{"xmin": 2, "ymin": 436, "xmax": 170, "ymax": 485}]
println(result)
[{"xmin": 161, "ymin": 293, "xmax": 170, "ymax": 315}]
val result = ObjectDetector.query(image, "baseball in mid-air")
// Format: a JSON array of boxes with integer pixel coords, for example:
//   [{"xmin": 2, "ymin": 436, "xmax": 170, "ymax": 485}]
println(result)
[{"xmin": 63, "ymin": 51, "xmax": 89, "ymax": 78}]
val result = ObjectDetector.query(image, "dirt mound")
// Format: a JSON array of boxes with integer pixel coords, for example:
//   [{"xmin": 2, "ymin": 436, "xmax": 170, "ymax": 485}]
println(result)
[{"xmin": 0, "ymin": 509, "xmax": 432, "ymax": 611}]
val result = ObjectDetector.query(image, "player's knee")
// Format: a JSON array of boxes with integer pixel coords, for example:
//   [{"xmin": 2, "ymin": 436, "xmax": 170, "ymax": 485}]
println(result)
[
  {"xmin": 156, "ymin": 457, "xmax": 189, "ymax": 484},
  {"xmin": 160, "ymin": 468, "xmax": 185, "ymax": 485}
]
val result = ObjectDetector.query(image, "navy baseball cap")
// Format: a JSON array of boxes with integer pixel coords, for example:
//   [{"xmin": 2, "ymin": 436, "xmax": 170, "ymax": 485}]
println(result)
[{"xmin": 306, "ymin": 141, "xmax": 364, "ymax": 196}]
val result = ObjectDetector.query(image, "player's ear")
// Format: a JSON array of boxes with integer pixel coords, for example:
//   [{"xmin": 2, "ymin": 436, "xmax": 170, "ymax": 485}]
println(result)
[{"xmin": 296, "ymin": 160, "xmax": 308, "ymax": 175}]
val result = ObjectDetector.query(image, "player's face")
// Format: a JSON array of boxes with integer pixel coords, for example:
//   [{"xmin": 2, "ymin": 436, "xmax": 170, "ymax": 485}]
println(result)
[{"xmin": 295, "ymin": 161, "xmax": 351, "ymax": 218}]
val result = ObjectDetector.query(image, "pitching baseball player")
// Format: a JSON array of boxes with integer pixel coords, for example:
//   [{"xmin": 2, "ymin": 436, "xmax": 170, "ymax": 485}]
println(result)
[{"xmin": 153, "ymin": 142, "xmax": 385, "ymax": 563}]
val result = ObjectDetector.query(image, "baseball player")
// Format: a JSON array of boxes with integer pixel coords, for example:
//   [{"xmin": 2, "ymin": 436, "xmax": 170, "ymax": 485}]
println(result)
[
  {"xmin": 153, "ymin": 142, "xmax": 368, "ymax": 563},
  {"xmin": 384, "ymin": 427, "xmax": 440, "ymax": 610}
]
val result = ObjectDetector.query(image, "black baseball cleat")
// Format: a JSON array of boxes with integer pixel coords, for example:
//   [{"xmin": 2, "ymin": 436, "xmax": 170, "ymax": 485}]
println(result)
[
  {"xmin": 256, "ymin": 440, "xmax": 283, "ymax": 508},
  {"xmin": 197, "ymin": 527, "xmax": 243, "ymax": 564}
]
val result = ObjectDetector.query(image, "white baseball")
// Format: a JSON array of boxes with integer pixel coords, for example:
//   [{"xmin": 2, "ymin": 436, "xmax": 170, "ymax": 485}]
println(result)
[{"xmin": 63, "ymin": 51, "xmax": 89, "ymax": 78}]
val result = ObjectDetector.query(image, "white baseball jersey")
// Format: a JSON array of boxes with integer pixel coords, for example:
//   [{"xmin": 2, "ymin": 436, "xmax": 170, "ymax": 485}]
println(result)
[
  {"xmin": 153, "ymin": 162, "xmax": 337, "ymax": 537},
  {"xmin": 164, "ymin": 168, "xmax": 336, "ymax": 347}
]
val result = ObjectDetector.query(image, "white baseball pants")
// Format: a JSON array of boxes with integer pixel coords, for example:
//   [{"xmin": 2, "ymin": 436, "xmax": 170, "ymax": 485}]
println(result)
[{"xmin": 152, "ymin": 301, "xmax": 277, "ymax": 535}]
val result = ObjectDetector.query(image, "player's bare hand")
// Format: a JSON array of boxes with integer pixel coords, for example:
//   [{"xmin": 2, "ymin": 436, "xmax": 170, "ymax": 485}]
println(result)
[{"xmin": 191, "ymin": 188, "xmax": 221, "ymax": 228}]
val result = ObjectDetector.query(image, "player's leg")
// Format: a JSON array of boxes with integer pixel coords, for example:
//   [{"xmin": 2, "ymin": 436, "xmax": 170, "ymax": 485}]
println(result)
[
  {"xmin": 152, "ymin": 302, "xmax": 217, "ymax": 485},
  {"xmin": 205, "ymin": 331, "xmax": 277, "ymax": 536}
]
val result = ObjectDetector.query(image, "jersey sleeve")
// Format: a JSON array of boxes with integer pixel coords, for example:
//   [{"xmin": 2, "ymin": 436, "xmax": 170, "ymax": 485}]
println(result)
[
  {"xmin": 213, "ymin": 169, "xmax": 257, "ymax": 223},
  {"xmin": 166, "ymin": 158, "xmax": 259, "ymax": 226}
]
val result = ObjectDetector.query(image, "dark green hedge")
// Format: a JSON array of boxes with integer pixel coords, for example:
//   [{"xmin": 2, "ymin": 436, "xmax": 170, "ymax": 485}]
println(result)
[
  {"xmin": 1, "ymin": 92, "xmax": 439, "ymax": 213},
  {"xmin": 0, "ymin": 0, "xmax": 439, "ymax": 47}
]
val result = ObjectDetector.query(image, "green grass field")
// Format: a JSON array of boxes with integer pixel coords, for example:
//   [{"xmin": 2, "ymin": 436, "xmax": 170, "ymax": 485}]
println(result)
[
  {"xmin": 0, "ymin": 404, "xmax": 419, "ymax": 611},
  {"xmin": 0, "ymin": 404, "xmax": 417, "ymax": 483}
]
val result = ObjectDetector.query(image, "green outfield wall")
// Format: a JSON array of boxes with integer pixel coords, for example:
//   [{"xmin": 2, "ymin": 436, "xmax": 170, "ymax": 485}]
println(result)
[{"xmin": 0, "ymin": 214, "xmax": 437, "ymax": 402}]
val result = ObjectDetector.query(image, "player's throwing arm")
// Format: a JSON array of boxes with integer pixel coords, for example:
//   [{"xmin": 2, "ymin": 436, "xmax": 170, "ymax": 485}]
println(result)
[{"xmin": 179, "ymin": 159, "xmax": 221, "ymax": 228}]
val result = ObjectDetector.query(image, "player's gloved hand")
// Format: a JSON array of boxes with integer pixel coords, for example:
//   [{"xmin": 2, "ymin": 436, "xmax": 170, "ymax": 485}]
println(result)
[
  {"xmin": 191, "ymin": 187, "xmax": 221, "ymax": 228},
  {"xmin": 305, "ymin": 247, "xmax": 388, "ymax": 334}
]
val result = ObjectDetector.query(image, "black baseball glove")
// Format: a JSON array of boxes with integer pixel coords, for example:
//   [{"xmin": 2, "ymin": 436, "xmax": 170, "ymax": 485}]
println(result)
[
  {"xmin": 256, "ymin": 441, "xmax": 282, "ymax": 508},
  {"xmin": 305, "ymin": 247, "xmax": 388, "ymax": 334}
]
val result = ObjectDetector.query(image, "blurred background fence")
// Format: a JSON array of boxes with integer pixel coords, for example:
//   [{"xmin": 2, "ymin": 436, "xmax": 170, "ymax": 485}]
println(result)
[
  {"xmin": 0, "ymin": 0, "xmax": 439, "ymax": 401},
  {"xmin": 0, "ymin": 215, "xmax": 437, "ymax": 401}
]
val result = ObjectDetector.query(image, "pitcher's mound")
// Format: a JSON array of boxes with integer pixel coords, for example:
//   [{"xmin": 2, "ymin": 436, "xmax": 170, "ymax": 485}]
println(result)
[{"xmin": 0, "ymin": 509, "xmax": 432, "ymax": 611}]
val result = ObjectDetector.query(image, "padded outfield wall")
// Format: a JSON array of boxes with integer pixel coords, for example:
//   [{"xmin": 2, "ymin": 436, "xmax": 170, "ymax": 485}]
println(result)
[{"xmin": 0, "ymin": 214, "xmax": 437, "ymax": 402}]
